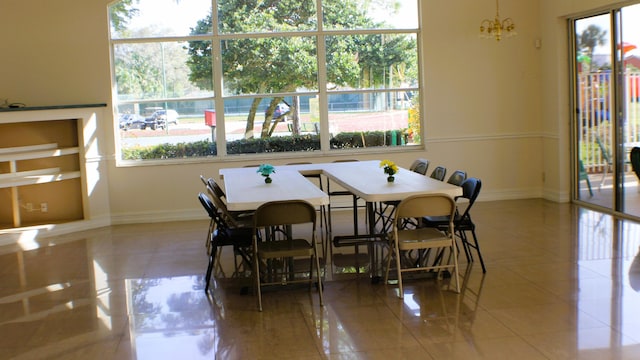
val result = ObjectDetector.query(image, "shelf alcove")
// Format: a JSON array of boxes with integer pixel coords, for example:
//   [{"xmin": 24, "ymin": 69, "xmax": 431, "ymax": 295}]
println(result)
[{"xmin": 0, "ymin": 104, "xmax": 111, "ymax": 245}]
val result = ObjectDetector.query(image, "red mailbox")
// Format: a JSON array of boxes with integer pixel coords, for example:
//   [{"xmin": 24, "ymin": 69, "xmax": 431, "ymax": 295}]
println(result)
[{"xmin": 204, "ymin": 110, "xmax": 216, "ymax": 127}]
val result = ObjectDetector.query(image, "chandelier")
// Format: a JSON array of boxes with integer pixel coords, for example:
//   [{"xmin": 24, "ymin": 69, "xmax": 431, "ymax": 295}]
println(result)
[{"xmin": 479, "ymin": 0, "xmax": 516, "ymax": 41}]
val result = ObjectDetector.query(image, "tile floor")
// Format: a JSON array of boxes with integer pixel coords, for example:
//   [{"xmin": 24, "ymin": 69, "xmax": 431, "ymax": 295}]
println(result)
[{"xmin": 1, "ymin": 199, "xmax": 640, "ymax": 359}]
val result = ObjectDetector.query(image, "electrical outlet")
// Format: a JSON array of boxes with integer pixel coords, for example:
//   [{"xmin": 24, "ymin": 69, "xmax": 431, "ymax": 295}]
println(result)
[
  {"xmin": 26, "ymin": 203, "xmax": 33, "ymax": 212},
  {"xmin": 41, "ymin": 203, "xmax": 48, "ymax": 213}
]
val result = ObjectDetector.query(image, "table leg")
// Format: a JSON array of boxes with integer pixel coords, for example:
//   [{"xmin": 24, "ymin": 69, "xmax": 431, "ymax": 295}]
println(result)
[{"xmin": 367, "ymin": 201, "xmax": 383, "ymax": 284}]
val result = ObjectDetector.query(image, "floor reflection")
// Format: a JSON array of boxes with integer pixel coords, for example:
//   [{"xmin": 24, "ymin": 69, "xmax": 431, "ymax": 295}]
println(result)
[
  {"xmin": 575, "ymin": 209, "xmax": 640, "ymax": 355},
  {"xmin": 630, "ymin": 247, "xmax": 640, "ymax": 291},
  {"xmin": 1, "ymin": 200, "xmax": 640, "ymax": 359},
  {"xmin": 126, "ymin": 276, "xmax": 215, "ymax": 359}
]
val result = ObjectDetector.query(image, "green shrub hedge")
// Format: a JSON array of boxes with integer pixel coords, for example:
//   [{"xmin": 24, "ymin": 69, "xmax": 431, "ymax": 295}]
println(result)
[
  {"xmin": 227, "ymin": 134, "xmax": 321, "ymax": 153},
  {"xmin": 121, "ymin": 130, "xmax": 408, "ymax": 160},
  {"xmin": 330, "ymin": 130, "xmax": 406, "ymax": 149}
]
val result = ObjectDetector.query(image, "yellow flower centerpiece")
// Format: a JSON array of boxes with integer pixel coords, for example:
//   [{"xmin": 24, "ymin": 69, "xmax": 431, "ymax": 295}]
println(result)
[
  {"xmin": 380, "ymin": 160, "xmax": 398, "ymax": 182},
  {"xmin": 257, "ymin": 163, "xmax": 276, "ymax": 183}
]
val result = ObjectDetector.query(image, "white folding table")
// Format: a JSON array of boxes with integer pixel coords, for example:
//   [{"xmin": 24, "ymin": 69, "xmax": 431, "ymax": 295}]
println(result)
[
  {"xmin": 219, "ymin": 161, "xmax": 463, "ymax": 281},
  {"xmin": 320, "ymin": 160, "xmax": 463, "ymax": 280},
  {"xmin": 219, "ymin": 166, "xmax": 329, "ymax": 211}
]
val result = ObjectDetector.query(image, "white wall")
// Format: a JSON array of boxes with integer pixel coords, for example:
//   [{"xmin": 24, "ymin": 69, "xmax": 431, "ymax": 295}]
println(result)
[{"xmin": 0, "ymin": 0, "xmax": 622, "ymax": 225}]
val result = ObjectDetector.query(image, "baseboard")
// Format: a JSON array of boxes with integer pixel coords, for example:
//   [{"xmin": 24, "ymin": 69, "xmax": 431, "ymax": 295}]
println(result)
[{"xmin": 110, "ymin": 209, "xmax": 206, "ymax": 225}]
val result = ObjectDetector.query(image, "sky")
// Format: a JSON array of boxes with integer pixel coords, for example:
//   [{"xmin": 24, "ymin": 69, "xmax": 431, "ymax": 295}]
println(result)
[
  {"xmin": 575, "ymin": 3, "xmax": 640, "ymax": 57},
  {"xmin": 126, "ymin": 0, "xmax": 211, "ymax": 34},
  {"xmin": 124, "ymin": 0, "xmax": 418, "ymax": 33}
]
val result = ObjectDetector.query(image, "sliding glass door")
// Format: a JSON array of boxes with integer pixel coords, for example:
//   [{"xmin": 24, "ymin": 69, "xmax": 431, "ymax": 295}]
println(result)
[
  {"xmin": 620, "ymin": 5, "xmax": 640, "ymax": 218},
  {"xmin": 573, "ymin": 4, "xmax": 640, "ymax": 219},
  {"xmin": 574, "ymin": 13, "xmax": 613, "ymax": 207}
]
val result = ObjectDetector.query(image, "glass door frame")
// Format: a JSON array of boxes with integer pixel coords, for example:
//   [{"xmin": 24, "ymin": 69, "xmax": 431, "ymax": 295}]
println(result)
[{"xmin": 571, "ymin": 5, "xmax": 640, "ymax": 220}]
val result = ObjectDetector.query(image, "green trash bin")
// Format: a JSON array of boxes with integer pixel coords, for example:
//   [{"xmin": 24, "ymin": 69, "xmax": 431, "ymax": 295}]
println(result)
[{"xmin": 391, "ymin": 130, "xmax": 398, "ymax": 146}]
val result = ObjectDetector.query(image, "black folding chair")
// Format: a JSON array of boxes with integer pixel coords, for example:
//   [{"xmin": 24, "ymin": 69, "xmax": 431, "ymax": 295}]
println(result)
[
  {"xmin": 421, "ymin": 178, "xmax": 486, "ymax": 273},
  {"xmin": 198, "ymin": 192, "xmax": 253, "ymax": 292}
]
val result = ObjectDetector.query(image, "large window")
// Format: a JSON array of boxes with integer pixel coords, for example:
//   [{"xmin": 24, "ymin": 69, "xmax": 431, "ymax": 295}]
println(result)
[{"xmin": 109, "ymin": 0, "xmax": 421, "ymax": 161}]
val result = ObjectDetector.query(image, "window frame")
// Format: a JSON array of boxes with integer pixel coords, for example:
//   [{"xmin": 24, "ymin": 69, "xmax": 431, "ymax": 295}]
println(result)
[{"xmin": 109, "ymin": 0, "xmax": 424, "ymax": 165}]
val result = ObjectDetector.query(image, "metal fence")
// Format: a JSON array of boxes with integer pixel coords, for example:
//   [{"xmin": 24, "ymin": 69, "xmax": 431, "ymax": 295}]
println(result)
[{"xmin": 577, "ymin": 72, "xmax": 640, "ymax": 173}]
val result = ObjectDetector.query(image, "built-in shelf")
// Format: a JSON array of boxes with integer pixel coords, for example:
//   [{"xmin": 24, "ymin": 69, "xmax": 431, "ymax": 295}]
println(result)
[
  {"xmin": 0, "ymin": 104, "xmax": 111, "ymax": 242},
  {"xmin": 0, "ymin": 143, "xmax": 79, "ymax": 161},
  {"xmin": 0, "ymin": 140, "xmax": 84, "ymax": 228},
  {"xmin": 0, "ymin": 169, "xmax": 82, "ymax": 188},
  {"xmin": 0, "ymin": 143, "xmax": 81, "ymax": 190}
]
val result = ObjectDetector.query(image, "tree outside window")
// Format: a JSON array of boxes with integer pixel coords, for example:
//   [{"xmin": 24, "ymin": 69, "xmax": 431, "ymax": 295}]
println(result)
[{"xmin": 109, "ymin": 0, "xmax": 421, "ymax": 161}]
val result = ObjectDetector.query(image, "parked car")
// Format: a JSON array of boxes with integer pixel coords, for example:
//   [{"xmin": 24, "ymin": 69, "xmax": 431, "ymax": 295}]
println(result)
[
  {"xmin": 118, "ymin": 113, "xmax": 145, "ymax": 131},
  {"xmin": 144, "ymin": 109, "xmax": 179, "ymax": 130},
  {"xmin": 266, "ymin": 103, "xmax": 290, "ymax": 120}
]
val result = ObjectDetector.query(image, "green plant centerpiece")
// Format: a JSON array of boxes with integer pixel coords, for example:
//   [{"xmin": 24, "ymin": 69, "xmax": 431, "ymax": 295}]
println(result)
[
  {"xmin": 257, "ymin": 163, "xmax": 276, "ymax": 183},
  {"xmin": 380, "ymin": 159, "xmax": 398, "ymax": 182}
]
